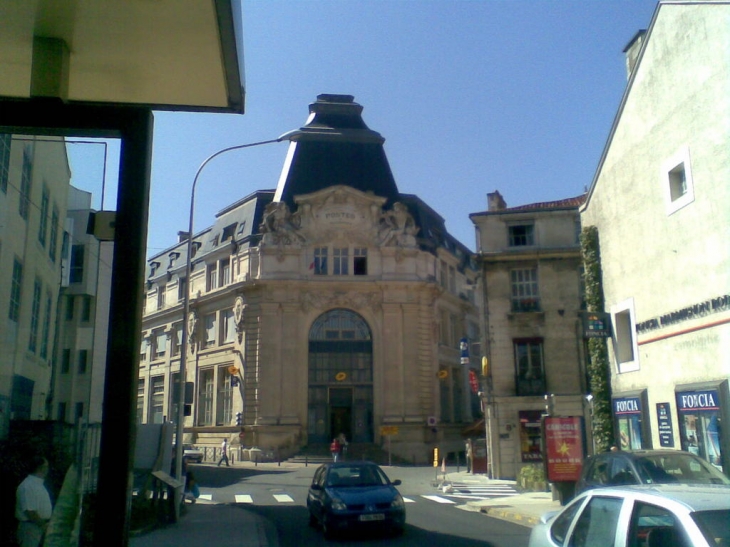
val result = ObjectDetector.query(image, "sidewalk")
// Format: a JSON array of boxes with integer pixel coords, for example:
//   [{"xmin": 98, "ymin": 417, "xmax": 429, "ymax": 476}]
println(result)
[{"xmin": 438, "ymin": 470, "xmax": 562, "ymax": 528}]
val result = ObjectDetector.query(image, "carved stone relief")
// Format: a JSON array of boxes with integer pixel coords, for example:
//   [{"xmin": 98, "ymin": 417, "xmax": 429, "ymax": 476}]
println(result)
[{"xmin": 301, "ymin": 290, "xmax": 382, "ymax": 312}]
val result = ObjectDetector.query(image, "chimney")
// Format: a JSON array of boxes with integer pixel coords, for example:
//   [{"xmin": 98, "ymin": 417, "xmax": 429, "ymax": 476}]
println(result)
[
  {"xmin": 487, "ymin": 190, "xmax": 507, "ymax": 211},
  {"xmin": 623, "ymin": 30, "xmax": 646, "ymax": 80}
]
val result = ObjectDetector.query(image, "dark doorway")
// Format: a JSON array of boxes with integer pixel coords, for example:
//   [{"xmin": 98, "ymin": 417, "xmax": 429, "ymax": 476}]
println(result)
[{"xmin": 330, "ymin": 388, "xmax": 352, "ymax": 441}]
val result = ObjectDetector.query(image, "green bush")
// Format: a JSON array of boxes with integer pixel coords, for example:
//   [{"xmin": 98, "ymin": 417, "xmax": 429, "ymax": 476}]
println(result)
[{"xmin": 517, "ymin": 464, "xmax": 546, "ymax": 491}]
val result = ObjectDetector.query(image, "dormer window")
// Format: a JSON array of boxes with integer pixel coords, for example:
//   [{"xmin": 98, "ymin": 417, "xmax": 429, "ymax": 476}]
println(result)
[
  {"xmin": 168, "ymin": 252, "xmax": 180, "ymax": 268},
  {"xmin": 211, "ymin": 234, "xmax": 219, "ymax": 247},
  {"xmin": 236, "ymin": 221, "xmax": 246, "ymax": 235},
  {"xmin": 149, "ymin": 261, "xmax": 161, "ymax": 277},
  {"xmin": 222, "ymin": 223, "xmax": 237, "ymax": 242},
  {"xmin": 508, "ymin": 223, "xmax": 534, "ymax": 247},
  {"xmin": 191, "ymin": 241, "xmax": 201, "ymax": 258}
]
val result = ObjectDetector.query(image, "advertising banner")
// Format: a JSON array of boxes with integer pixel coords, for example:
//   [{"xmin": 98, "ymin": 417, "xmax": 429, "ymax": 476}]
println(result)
[{"xmin": 543, "ymin": 416, "xmax": 585, "ymax": 482}]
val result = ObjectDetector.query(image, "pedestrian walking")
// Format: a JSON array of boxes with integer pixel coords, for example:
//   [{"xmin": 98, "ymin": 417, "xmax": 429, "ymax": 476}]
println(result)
[
  {"xmin": 329, "ymin": 438, "xmax": 341, "ymax": 462},
  {"xmin": 336, "ymin": 433, "xmax": 349, "ymax": 460},
  {"xmin": 15, "ymin": 456, "xmax": 53, "ymax": 547},
  {"xmin": 466, "ymin": 440, "xmax": 473, "ymax": 473},
  {"xmin": 217, "ymin": 439, "xmax": 230, "ymax": 467}
]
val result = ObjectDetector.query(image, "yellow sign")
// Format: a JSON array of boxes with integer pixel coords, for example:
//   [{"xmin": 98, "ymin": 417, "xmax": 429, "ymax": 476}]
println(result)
[
  {"xmin": 335, "ymin": 372, "xmax": 347, "ymax": 381},
  {"xmin": 228, "ymin": 366, "xmax": 239, "ymax": 375},
  {"xmin": 437, "ymin": 369, "xmax": 448, "ymax": 379},
  {"xmin": 481, "ymin": 356, "xmax": 489, "ymax": 377},
  {"xmin": 380, "ymin": 426, "xmax": 399, "ymax": 436}
]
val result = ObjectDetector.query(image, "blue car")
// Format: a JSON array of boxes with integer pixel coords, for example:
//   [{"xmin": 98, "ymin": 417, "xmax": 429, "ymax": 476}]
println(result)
[{"xmin": 307, "ymin": 461, "xmax": 406, "ymax": 539}]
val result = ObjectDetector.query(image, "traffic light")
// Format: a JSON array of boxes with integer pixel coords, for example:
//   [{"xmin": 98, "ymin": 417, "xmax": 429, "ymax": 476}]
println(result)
[{"xmin": 235, "ymin": 411, "xmax": 242, "ymax": 426}]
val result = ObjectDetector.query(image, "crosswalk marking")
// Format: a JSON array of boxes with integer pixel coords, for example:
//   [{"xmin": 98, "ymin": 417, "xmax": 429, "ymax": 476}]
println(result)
[
  {"xmin": 421, "ymin": 495, "xmax": 456, "ymax": 504},
  {"xmin": 403, "ymin": 497, "xmax": 416, "ymax": 503},
  {"xmin": 235, "ymin": 494, "xmax": 253, "ymax": 503},
  {"xmin": 273, "ymin": 494, "xmax": 294, "ymax": 503},
  {"xmin": 198, "ymin": 494, "xmax": 213, "ymax": 501}
]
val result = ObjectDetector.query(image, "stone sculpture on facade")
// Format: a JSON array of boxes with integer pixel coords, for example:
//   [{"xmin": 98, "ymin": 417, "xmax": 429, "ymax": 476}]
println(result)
[
  {"xmin": 378, "ymin": 202, "xmax": 418, "ymax": 247},
  {"xmin": 260, "ymin": 201, "xmax": 306, "ymax": 246}
]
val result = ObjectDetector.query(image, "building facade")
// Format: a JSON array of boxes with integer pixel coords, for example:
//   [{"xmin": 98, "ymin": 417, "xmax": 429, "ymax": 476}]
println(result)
[
  {"xmin": 471, "ymin": 190, "xmax": 587, "ymax": 479},
  {"xmin": 580, "ymin": 1, "xmax": 730, "ymax": 474},
  {"xmin": 0, "ymin": 135, "xmax": 69, "ymax": 437},
  {"xmin": 139, "ymin": 95, "xmax": 481, "ymax": 463}
]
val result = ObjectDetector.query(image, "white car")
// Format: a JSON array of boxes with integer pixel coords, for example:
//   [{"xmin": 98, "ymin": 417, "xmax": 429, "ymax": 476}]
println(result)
[{"xmin": 528, "ymin": 484, "xmax": 730, "ymax": 547}]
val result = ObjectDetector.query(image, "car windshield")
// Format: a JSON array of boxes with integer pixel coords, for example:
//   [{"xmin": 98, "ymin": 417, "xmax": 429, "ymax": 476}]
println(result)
[
  {"xmin": 327, "ymin": 466, "xmax": 387, "ymax": 487},
  {"xmin": 636, "ymin": 454, "xmax": 730, "ymax": 485},
  {"xmin": 692, "ymin": 510, "xmax": 730, "ymax": 545}
]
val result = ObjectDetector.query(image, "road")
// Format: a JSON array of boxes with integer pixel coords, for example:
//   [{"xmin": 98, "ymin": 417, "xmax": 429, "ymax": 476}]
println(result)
[{"xmin": 185, "ymin": 463, "xmax": 532, "ymax": 547}]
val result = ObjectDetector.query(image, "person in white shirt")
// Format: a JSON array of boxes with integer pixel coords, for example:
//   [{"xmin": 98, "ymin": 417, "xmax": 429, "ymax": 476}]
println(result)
[
  {"xmin": 15, "ymin": 456, "xmax": 53, "ymax": 547},
  {"xmin": 217, "ymin": 438, "xmax": 229, "ymax": 467}
]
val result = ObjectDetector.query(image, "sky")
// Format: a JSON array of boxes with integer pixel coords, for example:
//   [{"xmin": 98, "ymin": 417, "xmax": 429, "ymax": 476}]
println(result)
[{"xmin": 141, "ymin": 0, "xmax": 659, "ymax": 257}]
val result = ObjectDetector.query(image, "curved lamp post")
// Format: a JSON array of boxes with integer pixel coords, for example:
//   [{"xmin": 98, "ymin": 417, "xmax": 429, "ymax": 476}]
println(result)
[{"xmin": 173, "ymin": 135, "xmax": 294, "ymax": 505}]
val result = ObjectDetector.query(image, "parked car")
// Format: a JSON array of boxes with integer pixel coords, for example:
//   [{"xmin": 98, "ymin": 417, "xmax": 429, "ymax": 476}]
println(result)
[
  {"xmin": 575, "ymin": 450, "xmax": 730, "ymax": 495},
  {"xmin": 183, "ymin": 444, "xmax": 204, "ymax": 464},
  {"xmin": 529, "ymin": 484, "xmax": 730, "ymax": 547},
  {"xmin": 307, "ymin": 461, "xmax": 406, "ymax": 539}
]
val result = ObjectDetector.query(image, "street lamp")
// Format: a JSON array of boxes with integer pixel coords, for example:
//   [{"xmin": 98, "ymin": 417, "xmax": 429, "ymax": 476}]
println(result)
[{"xmin": 173, "ymin": 135, "xmax": 292, "ymax": 501}]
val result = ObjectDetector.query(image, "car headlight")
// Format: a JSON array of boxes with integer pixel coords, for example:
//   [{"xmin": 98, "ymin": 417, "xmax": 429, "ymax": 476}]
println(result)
[
  {"xmin": 391, "ymin": 494, "xmax": 405, "ymax": 509},
  {"xmin": 330, "ymin": 497, "xmax": 347, "ymax": 511}
]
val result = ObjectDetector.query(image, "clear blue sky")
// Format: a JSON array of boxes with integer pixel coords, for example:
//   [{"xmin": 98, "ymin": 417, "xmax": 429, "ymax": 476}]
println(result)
[{"xmin": 144, "ymin": 0, "xmax": 658, "ymax": 256}]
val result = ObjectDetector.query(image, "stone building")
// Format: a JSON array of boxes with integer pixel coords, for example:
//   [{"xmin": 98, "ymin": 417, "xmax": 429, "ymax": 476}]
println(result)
[
  {"xmin": 580, "ymin": 1, "xmax": 730, "ymax": 474},
  {"xmin": 139, "ymin": 94, "xmax": 481, "ymax": 462},
  {"xmin": 470, "ymin": 190, "xmax": 587, "ymax": 479}
]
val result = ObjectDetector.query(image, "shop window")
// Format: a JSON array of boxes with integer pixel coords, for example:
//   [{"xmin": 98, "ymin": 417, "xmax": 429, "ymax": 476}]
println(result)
[
  {"xmin": 519, "ymin": 410, "xmax": 544, "ymax": 462},
  {"xmin": 676, "ymin": 389, "xmax": 723, "ymax": 472}
]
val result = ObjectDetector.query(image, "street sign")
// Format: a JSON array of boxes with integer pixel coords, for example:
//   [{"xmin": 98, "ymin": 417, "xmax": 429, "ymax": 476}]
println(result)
[
  {"xmin": 460, "ymin": 337, "xmax": 469, "ymax": 365},
  {"xmin": 468, "ymin": 370, "xmax": 479, "ymax": 394},
  {"xmin": 380, "ymin": 426, "xmax": 399, "ymax": 436}
]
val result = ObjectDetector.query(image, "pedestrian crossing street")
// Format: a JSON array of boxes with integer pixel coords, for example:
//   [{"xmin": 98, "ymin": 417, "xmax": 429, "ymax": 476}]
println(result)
[{"xmin": 196, "ymin": 482, "xmax": 516, "ymax": 506}]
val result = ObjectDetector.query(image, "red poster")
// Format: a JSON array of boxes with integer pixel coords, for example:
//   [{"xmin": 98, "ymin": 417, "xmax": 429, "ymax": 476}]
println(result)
[{"xmin": 544, "ymin": 416, "xmax": 584, "ymax": 482}]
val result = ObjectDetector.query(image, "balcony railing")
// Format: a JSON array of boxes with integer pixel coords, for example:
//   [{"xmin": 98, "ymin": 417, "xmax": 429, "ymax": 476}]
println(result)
[{"xmin": 511, "ymin": 298, "xmax": 541, "ymax": 313}]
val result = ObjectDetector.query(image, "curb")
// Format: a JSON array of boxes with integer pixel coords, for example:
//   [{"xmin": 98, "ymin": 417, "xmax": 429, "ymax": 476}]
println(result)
[{"xmin": 479, "ymin": 506, "xmax": 540, "ymax": 528}]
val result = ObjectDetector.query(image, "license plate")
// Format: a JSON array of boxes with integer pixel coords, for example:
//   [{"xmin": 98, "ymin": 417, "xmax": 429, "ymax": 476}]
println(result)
[{"xmin": 359, "ymin": 514, "xmax": 385, "ymax": 522}]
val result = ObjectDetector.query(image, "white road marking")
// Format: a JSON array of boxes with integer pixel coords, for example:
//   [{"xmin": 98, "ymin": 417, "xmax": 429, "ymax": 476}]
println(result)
[
  {"xmin": 273, "ymin": 494, "xmax": 294, "ymax": 503},
  {"xmin": 198, "ymin": 494, "xmax": 213, "ymax": 501},
  {"xmin": 403, "ymin": 497, "xmax": 416, "ymax": 503},
  {"xmin": 421, "ymin": 495, "xmax": 456, "ymax": 504},
  {"xmin": 235, "ymin": 494, "xmax": 253, "ymax": 503}
]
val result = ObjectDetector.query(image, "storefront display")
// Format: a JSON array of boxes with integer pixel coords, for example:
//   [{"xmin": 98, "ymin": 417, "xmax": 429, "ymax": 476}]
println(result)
[
  {"xmin": 613, "ymin": 396, "xmax": 644, "ymax": 450},
  {"xmin": 676, "ymin": 389, "xmax": 723, "ymax": 472}
]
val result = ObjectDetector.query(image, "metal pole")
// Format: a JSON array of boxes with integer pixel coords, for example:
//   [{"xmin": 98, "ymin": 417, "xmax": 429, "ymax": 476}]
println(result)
[{"xmin": 174, "ymin": 138, "xmax": 285, "ymax": 512}]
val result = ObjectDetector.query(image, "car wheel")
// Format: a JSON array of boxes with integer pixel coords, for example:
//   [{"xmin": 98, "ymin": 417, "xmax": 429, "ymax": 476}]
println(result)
[
  {"xmin": 391, "ymin": 525, "xmax": 404, "ymax": 537},
  {"xmin": 308, "ymin": 512, "xmax": 317, "ymax": 528}
]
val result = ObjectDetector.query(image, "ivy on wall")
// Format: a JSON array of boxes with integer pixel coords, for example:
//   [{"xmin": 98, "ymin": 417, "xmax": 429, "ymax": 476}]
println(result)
[{"xmin": 580, "ymin": 226, "xmax": 615, "ymax": 453}]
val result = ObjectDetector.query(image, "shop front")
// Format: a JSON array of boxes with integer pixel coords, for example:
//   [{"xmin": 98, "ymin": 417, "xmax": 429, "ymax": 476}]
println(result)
[{"xmin": 676, "ymin": 388, "xmax": 726, "ymax": 473}]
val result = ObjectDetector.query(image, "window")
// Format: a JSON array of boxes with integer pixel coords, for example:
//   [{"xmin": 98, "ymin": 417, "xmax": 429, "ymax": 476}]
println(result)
[
  {"xmin": 38, "ymin": 186, "xmax": 49, "ymax": 247},
  {"xmin": 508, "ymin": 223, "xmax": 534, "ymax": 247},
  {"xmin": 168, "ymin": 252, "xmax": 179, "ymax": 269},
  {"xmin": 663, "ymin": 146, "xmax": 695, "ymax": 215},
  {"xmin": 49, "ymin": 206, "xmax": 59, "ymax": 262},
  {"xmin": 57, "ymin": 402, "xmax": 67, "ymax": 422},
  {"xmin": 0, "ymin": 134, "xmax": 10, "ymax": 193},
  {"xmin": 333, "ymin": 247, "xmax": 349, "ymax": 275},
  {"xmin": 28, "ymin": 279, "xmax": 42, "ymax": 353},
  {"xmin": 221, "ymin": 260, "xmax": 230, "ymax": 286},
  {"xmin": 149, "ymin": 376, "xmax": 164, "ymax": 424},
  {"xmin": 139, "ymin": 338, "xmax": 148, "ymax": 362},
  {"xmin": 198, "ymin": 368, "xmax": 214, "ymax": 426},
  {"xmin": 221, "ymin": 309, "xmax": 236, "ymax": 344},
  {"xmin": 77, "ymin": 349, "xmax": 88, "ymax": 374},
  {"xmin": 628, "ymin": 502, "xmax": 691, "ymax": 547},
  {"xmin": 217, "ymin": 366, "xmax": 234, "ymax": 425},
  {"xmin": 19, "ymin": 148, "xmax": 32, "ymax": 220},
  {"xmin": 70, "ymin": 245, "xmax": 84, "ymax": 283},
  {"xmin": 204, "ymin": 313, "xmax": 216, "ymax": 348},
  {"xmin": 207, "ymin": 263, "xmax": 218, "ymax": 290},
  {"xmin": 514, "ymin": 339, "xmax": 545, "ymax": 396},
  {"xmin": 449, "ymin": 266, "xmax": 456, "ymax": 294},
  {"xmin": 177, "ymin": 277, "xmax": 187, "ymax": 302},
  {"xmin": 440, "ymin": 261, "xmax": 448, "ymax": 289},
  {"xmin": 354, "ymin": 248, "xmax": 367, "ymax": 275},
  {"xmin": 157, "ymin": 284, "xmax": 166, "ymax": 310},
  {"xmin": 568, "ymin": 496, "xmax": 622, "ymax": 547},
  {"xmin": 9, "ymin": 258, "xmax": 22, "ymax": 322},
  {"xmin": 65, "ymin": 295, "xmax": 74, "ymax": 320},
  {"xmin": 40, "ymin": 292, "xmax": 52, "ymax": 359},
  {"xmin": 439, "ymin": 308, "xmax": 450, "ymax": 345},
  {"xmin": 511, "ymin": 268, "xmax": 540, "ymax": 312},
  {"xmin": 154, "ymin": 329, "xmax": 167, "ymax": 358},
  {"xmin": 611, "ymin": 298, "xmax": 639, "ymax": 373},
  {"xmin": 136, "ymin": 380, "xmax": 145, "ymax": 423},
  {"xmin": 222, "ymin": 223, "xmax": 237, "ymax": 242},
  {"xmin": 74, "ymin": 402, "xmax": 84, "ymax": 421},
  {"xmin": 61, "ymin": 349, "xmax": 71, "ymax": 373},
  {"xmin": 81, "ymin": 295, "xmax": 92, "ymax": 322},
  {"xmin": 314, "ymin": 247, "xmax": 328, "ymax": 275},
  {"xmin": 171, "ymin": 323, "xmax": 182, "ymax": 357}
]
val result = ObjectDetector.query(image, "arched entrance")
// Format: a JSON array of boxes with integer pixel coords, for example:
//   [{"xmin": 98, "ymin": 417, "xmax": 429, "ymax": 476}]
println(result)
[{"xmin": 307, "ymin": 309, "xmax": 373, "ymax": 444}]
